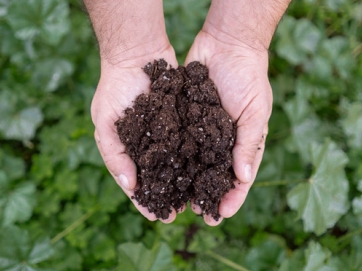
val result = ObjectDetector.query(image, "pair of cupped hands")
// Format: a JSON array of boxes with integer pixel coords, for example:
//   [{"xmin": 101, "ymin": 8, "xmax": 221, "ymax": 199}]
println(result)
[{"xmin": 90, "ymin": 19, "xmax": 272, "ymax": 226}]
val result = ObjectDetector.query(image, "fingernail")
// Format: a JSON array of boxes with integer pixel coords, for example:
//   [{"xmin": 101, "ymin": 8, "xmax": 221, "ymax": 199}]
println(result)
[
  {"xmin": 244, "ymin": 164, "xmax": 252, "ymax": 182},
  {"xmin": 117, "ymin": 174, "xmax": 129, "ymax": 190}
]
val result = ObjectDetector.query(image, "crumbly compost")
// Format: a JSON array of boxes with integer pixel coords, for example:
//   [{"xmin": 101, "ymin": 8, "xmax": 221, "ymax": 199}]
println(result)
[{"xmin": 115, "ymin": 59, "xmax": 236, "ymax": 221}]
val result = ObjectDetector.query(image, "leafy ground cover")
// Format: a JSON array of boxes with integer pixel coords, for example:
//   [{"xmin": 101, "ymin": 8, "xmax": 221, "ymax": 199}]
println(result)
[{"xmin": 0, "ymin": 0, "xmax": 361, "ymax": 270}]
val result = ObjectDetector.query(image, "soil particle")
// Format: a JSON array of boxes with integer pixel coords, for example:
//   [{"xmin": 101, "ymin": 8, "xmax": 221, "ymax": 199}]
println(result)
[{"xmin": 115, "ymin": 59, "xmax": 236, "ymax": 221}]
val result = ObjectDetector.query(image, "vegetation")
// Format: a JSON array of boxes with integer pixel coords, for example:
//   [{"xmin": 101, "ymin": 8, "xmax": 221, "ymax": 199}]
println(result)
[{"xmin": 0, "ymin": 0, "xmax": 361, "ymax": 270}]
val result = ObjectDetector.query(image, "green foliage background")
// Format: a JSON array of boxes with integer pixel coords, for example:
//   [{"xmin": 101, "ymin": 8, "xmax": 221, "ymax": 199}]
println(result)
[{"xmin": 0, "ymin": 0, "xmax": 362, "ymax": 270}]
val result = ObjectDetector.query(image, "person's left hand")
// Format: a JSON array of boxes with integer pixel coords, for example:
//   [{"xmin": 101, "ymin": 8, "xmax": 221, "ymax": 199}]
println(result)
[{"xmin": 185, "ymin": 30, "xmax": 273, "ymax": 226}]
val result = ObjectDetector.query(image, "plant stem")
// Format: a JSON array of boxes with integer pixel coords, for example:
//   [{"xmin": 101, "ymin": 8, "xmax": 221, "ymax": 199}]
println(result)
[
  {"xmin": 50, "ymin": 205, "xmax": 99, "ymax": 245},
  {"xmin": 204, "ymin": 251, "xmax": 250, "ymax": 271},
  {"xmin": 337, "ymin": 227, "xmax": 362, "ymax": 243},
  {"xmin": 253, "ymin": 179, "xmax": 305, "ymax": 187}
]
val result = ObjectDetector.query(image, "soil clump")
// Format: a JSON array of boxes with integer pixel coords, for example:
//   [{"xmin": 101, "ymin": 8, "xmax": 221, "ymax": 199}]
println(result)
[{"xmin": 115, "ymin": 59, "xmax": 236, "ymax": 221}]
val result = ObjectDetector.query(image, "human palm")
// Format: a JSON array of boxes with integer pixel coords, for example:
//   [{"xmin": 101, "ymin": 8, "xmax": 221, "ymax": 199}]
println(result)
[
  {"xmin": 91, "ymin": 48, "xmax": 179, "ymax": 223},
  {"xmin": 185, "ymin": 31, "xmax": 273, "ymax": 225},
  {"xmin": 91, "ymin": 31, "xmax": 272, "ymax": 225}
]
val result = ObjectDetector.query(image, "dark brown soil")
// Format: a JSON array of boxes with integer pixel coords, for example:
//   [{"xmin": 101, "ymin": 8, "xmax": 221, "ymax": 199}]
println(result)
[{"xmin": 115, "ymin": 59, "xmax": 236, "ymax": 221}]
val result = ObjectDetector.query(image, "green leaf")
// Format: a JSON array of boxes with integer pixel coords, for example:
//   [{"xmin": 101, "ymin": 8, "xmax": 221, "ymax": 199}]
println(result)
[
  {"xmin": 0, "ymin": 226, "xmax": 54, "ymax": 270},
  {"xmin": 304, "ymin": 242, "xmax": 334, "ymax": 271},
  {"xmin": 53, "ymin": 169, "xmax": 78, "ymax": 199},
  {"xmin": 45, "ymin": 241, "xmax": 82, "ymax": 271},
  {"xmin": 244, "ymin": 236, "xmax": 287, "ymax": 271},
  {"xmin": 294, "ymin": 19, "xmax": 321, "ymax": 54},
  {"xmin": 0, "ymin": 172, "xmax": 37, "ymax": 226},
  {"xmin": 90, "ymin": 233, "xmax": 116, "ymax": 262},
  {"xmin": 284, "ymin": 97, "xmax": 325, "ymax": 163},
  {"xmin": 358, "ymin": 179, "xmax": 362, "ymax": 192},
  {"xmin": 98, "ymin": 176, "xmax": 127, "ymax": 213},
  {"xmin": 287, "ymin": 140, "xmax": 349, "ymax": 235},
  {"xmin": 341, "ymin": 102, "xmax": 362, "ymax": 150},
  {"xmin": 157, "ymin": 223, "xmax": 185, "ymax": 251},
  {"xmin": 352, "ymin": 196, "xmax": 362, "ymax": 215},
  {"xmin": 188, "ymin": 229, "xmax": 223, "ymax": 253},
  {"xmin": 118, "ymin": 242, "xmax": 175, "ymax": 271},
  {"xmin": 6, "ymin": 0, "xmax": 70, "ymax": 45},
  {"xmin": 32, "ymin": 58, "xmax": 74, "ymax": 92},
  {"xmin": 325, "ymin": 0, "xmax": 345, "ymax": 11},
  {"xmin": 118, "ymin": 213, "xmax": 143, "ymax": 242},
  {"xmin": 28, "ymin": 238, "xmax": 55, "ymax": 265},
  {"xmin": 280, "ymin": 242, "xmax": 340, "ymax": 271},
  {"xmin": 0, "ymin": 151, "xmax": 26, "ymax": 181},
  {"xmin": 276, "ymin": 17, "xmax": 321, "ymax": 65},
  {"xmin": 164, "ymin": 0, "xmax": 209, "ymax": 58},
  {"xmin": 0, "ymin": 103, "xmax": 43, "ymax": 141},
  {"xmin": 279, "ymin": 249, "xmax": 305, "ymax": 271},
  {"xmin": 0, "ymin": 0, "xmax": 10, "ymax": 18}
]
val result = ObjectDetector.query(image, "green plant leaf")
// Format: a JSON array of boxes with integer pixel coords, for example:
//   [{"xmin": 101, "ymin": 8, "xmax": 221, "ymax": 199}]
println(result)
[
  {"xmin": 0, "ymin": 226, "xmax": 54, "ymax": 270},
  {"xmin": 352, "ymin": 196, "xmax": 362, "ymax": 215},
  {"xmin": 32, "ymin": 58, "xmax": 74, "ymax": 92},
  {"xmin": 0, "ymin": 99, "xmax": 43, "ymax": 141},
  {"xmin": 118, "ymin": 213, "xmax": 143, "ymax": 242},
  {"xmin": 325, "ymin": 0, "xmax": 346, "ymax": 11},
  {"xmin": 118, "ymin": 242, "xmax": 175, "ymax": 271},
  {"xmin": 280, "ymin": 242, "xmax": 340, "ymax": 271},
  {"xmin": 157, "ymin": 223, "xmax": 185, "ymax": 251},
  {"xmin": 6, "ymin": 0, "xmax": 70, "ymax": 45},
  {"xmin": 287, "ymin": 140, "xmax": 349, "ymax": 235},
  {"xmin": 284, "ymin": 97, "xmax": 325, "ymax": 163},
  {"xmin": 294, "ymin": 19, "xmax": 321, "ymax": 54},
  {"xmin": 0, "ymin": 172, "xmax": 37, "ymax": 226},
  {"xmin": 164, "ymin": 0, "xmax": 209, "ymax": 58},
  {"xmin": 0, "ymin": 151, "xmax": 26, "ymax": 181},
  {"xmin": 89, "ymin": 233, "xmax": 116, "ymax": 262},
  {"xmin": 276, "ymin": 16, "xmax": 321, "ymax": 65},
  {"xmin": 244, "ymin": 236, "xmax": 287, "ymax": 271},
  {"xmin": 0, "ymin": 0, "xmax": 10, "ymax": 18},
  {"xmin": 188, "ymin": 229, "xmax": 223, "ymax": 253},
  {"xmin": 304, "ymin": 242, "xmax": 336, "ymax": 271},
  {"xmin": 341, "ymin": 102, "xmax": 362, "ymax": 150},
  {"xmin": 279, "ymin": 249, "xmax": 305, "ymax": 271}
]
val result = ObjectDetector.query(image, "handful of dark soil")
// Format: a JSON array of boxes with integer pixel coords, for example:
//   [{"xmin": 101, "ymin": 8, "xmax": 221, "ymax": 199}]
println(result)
[{"xmin": 115, "ymin": 59, "xmax": 236, "ymax": 221}]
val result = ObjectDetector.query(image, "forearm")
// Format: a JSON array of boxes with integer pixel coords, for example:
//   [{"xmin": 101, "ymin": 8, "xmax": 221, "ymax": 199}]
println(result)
[
  {"xmin": 84, "ymin": 0, "xmax": 169, "ymax": 64},
  {"xmin": 203, "ymin": 0, "xmax": 291, "ymax": 50}
]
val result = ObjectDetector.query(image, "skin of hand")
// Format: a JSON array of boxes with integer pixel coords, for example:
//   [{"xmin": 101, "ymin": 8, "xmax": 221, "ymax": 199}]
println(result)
[
  {"xmin": 186, "ymin": 0, "xmax": 291, "ymax": 226},
  {"xmin": 85, "ymin": 0, "xmax": 290, "ymax": 225},
  {"xmin": 84, "ymin": 0, "xmax": 180, "ymax": 223}
]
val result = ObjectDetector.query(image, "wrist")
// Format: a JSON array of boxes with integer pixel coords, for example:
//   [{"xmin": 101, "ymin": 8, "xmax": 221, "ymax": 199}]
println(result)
[
  {"xmin": 203, "ymin": 0, "xmax": 291, "ymax": 51},
  {"xmin": 85, "ymin": 0, "xmax": 170, "ymax": 66}
]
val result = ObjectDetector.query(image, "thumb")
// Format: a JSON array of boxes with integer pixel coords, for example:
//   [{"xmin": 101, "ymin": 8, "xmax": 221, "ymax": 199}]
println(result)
[
  {"xmin": 233, "ymin": 119, "xmax": 269, "ymax": 184},
  {"xmin": 232, "ymin": 89, "xmax": 271, "ymax": 184},
  {"xmin": 218, "ymin": 118, "xmax": 268, "ymax": 218}
]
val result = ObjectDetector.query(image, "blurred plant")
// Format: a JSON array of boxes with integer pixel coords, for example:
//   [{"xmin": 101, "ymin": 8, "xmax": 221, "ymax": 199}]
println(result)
[{"xmin": 0, "ymin": 0, "xmax": 361, "ymax": 270}]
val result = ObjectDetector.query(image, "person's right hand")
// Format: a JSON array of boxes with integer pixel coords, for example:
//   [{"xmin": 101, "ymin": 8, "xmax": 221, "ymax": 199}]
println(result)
[
  {"xmin": 85, "ymin": 0, "xmax": 182, "ymax": 223},
  {"xmin": 91, "ymin": 43, "xmax": 180, "ymax": 223}
]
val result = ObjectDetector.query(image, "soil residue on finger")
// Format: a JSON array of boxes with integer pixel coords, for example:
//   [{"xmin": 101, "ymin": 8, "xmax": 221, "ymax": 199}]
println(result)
[{"xmin": 115, "ymin": 59, "xmax": 236, "ymax": 221}]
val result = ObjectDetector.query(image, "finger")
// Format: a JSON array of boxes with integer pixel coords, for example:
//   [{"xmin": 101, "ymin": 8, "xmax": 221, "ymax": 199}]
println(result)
[
  {"xmin": 111, "ymin": 171, "xmax": 176, "ymax": 222},
  {"xmin": 219, "ymin": 123, "xmax": 268, "ymax": 218},
  {"xmin": 159, "ymin": 207, "xmax": 177, "ymax": 224},
  {"xmin": 94, "ymin": 123, "xmax": 137, "ymax": 191},
  {"xmin": 95, "ymin": 121, "xmax": 162, "ymax": 221},
  {"xmin": 232, "ymin": 91, "xmax": 271, "ymax": 183},
  {"xmin": 120, "ymin": 183, "xmax": 158, "ymax": 221},
  {"xmin": 190, "ymin": 200, "xmax": 202, "ymax": 215},
  {"xmin": 177, "ymin": 203, "xmax": 187, "ymax": 214},
  {"xmin": 203, "ymin": 214, "xmax": 223, "ymax": 226}
]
